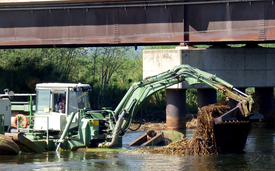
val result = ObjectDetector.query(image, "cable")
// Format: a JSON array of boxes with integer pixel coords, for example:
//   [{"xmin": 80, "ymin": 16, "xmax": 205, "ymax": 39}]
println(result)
[
  {"xmin": 128, "ymin": 107, "xmax": 143, "ymax": 131},
  {"xmin": 123, "ymin": 101, "xmax": 139, "ymax": 132}
]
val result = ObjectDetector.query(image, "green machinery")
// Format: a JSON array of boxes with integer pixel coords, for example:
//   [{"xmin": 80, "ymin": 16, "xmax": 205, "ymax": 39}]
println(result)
[
  {"xmin": 0, "ymin": 64, "xmax": 263, "ymax": 151},
  {"xmin": 55, "ymin": 64, "xmax": 263, "ymax": 151}
]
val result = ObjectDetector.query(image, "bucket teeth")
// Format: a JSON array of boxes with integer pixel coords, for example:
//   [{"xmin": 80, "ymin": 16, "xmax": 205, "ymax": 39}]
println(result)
[{"xmin": 215, "ymin": 120, "xmax": 250, "ymax": 124}]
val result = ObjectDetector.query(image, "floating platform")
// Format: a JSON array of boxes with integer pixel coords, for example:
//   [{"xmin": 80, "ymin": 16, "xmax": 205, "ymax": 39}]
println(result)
[
  {"xmin": 4, "ymin": 132, "xmax": 47, "ymax": 153},
  {"xmin": 0, "ymin": 134, "xmax": 20, "ymax": 155}
]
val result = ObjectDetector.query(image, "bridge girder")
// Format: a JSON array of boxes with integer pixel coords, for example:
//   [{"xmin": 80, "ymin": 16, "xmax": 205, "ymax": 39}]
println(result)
[{"xmin": 0, "ymin": 0, "xmax": 274, "ymax": 48}]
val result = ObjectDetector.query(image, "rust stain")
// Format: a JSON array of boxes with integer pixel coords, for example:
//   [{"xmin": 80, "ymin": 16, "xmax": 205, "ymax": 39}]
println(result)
[
  {"xmin": 0, "ymin": 1, "xmax": 275, "ymax": 47},
  {"xmin": 166, "ymin": 117, "xmax": 186, "ymax": 130}
]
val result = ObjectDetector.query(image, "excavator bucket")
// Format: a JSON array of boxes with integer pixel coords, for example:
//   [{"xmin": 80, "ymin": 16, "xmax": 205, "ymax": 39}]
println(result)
[{"xmin": 214, "ymin": 103, "xmax": 264, "ymax": 124}]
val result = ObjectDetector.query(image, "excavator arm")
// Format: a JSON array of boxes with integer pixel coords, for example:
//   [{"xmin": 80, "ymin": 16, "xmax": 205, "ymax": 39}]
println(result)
[{"xmin": 113, "ymin": 64, "xmax": 258, "ymax": 134}]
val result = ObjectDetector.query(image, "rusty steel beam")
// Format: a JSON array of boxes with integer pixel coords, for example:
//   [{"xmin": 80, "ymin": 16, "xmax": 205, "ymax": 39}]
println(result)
[
  {"xmin": 0, "ymin": 4, "xmax": 184, "ymax": 47},
  {"xmin": 0, "ymin": 0, "xmax": 274, "ymax": 48},
  {"xmin": 184, "ymin": 1, "xmax": 275, "ymax": 44},
  {"xmin": 0, "ymin": 0, "xmax": 142, "ymax": 6}
]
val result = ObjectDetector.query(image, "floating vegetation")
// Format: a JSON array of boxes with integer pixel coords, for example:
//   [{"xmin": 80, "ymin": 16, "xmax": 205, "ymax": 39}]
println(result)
[{"xmin": 136, "ymin": 104, "xmax": 251, "ymax": 156}]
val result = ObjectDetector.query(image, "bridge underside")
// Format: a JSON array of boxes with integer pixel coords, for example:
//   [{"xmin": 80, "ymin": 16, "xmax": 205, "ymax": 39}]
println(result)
[{"xmin": 0, "ymin": 0, "xmax": 275, "ymax": 48}]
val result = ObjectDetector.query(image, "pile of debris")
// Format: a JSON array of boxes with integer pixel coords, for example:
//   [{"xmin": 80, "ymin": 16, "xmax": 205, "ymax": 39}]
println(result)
[{"xmin": 136, "ymin": 104, "xmax": 251, "ymax": 156}]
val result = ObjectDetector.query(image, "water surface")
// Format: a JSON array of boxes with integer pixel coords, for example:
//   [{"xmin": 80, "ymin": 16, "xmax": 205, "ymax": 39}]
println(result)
[{"xmin": 0, "ymin": 128, "xmax": 274, "ymax": 171}]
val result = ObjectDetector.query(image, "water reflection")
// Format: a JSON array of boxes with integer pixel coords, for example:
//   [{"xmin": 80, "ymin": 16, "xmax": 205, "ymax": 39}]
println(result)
[
  {"xmin": 247, "ymin": 128, "xmax": 275, "ymax": 152},
  {"xmin": 0, "ymin": 128, "xmax": 274, "ymax": 170}
]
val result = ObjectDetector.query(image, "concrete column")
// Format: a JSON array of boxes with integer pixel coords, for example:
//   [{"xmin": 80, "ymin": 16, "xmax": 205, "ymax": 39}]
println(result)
[
  {"xmin": 197, "ymin": 88, "xmax": 217, "ymax": 108},
  {"xmin": 166, "ymin": 89, "xmax": 186, "ymax": 134},
  {"xmin": 255, "ymin": 87, "xmax": 274, "ymax": 115}
]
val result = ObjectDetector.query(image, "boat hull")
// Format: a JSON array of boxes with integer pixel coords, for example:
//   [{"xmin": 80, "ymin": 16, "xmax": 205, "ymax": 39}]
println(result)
[{"xmin": 0, "ymin": 134, "xmax": 20, "ymax": 155}]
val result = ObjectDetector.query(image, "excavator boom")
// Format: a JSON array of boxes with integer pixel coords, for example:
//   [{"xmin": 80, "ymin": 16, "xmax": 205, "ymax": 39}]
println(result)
[{"xmin": 113, "ymin": 64, "xmax": 261, "ymax": 132}]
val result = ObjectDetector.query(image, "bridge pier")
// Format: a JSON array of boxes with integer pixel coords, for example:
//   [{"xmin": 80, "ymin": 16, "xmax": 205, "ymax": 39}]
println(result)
[
  {"xmin": 143, "ymin": 46, "xmax": 275, "ymax": 131},
  {"xmin": 166, "ymin": 89, "xmax": 186, "ymax": 134},
  {"xmin": 255, "ymin": 87, "xmax": 274, "ymax": 115}
]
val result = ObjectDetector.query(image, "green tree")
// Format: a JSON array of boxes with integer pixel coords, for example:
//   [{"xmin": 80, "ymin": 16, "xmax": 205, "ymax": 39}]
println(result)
[
  {"xmin": 77, "ymin": 47, "xmax": 142, "ymax": 109},
  {"xmin": 0, "ymin": 48, "xmax": 86, "ymax": 93}
]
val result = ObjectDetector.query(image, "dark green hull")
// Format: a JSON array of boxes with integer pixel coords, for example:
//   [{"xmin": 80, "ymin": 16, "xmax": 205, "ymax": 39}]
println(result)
[{"xmin": 0, "ymin": 134, "xmax": 20, "ymax": 155}]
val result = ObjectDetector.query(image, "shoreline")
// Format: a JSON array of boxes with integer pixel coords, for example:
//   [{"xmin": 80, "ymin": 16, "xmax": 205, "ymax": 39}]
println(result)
[
  {"xmin": 129, "ymin": 119, "xmax": 265, "ymax": 132},
  {"xmin": 129, "ymin": 119, "xmax": 197, "ymax": 132}
]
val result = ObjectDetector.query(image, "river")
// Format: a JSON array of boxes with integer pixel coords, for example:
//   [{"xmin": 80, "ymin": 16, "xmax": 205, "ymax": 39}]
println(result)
[{"xmin": 0, "ymin": 127, "xmax": 274, "ymax": 171}]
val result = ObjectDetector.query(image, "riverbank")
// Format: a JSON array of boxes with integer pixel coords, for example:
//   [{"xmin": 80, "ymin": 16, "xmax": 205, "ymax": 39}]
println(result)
[
  {"xmin": 129, "ymin": 118, "xmax": 197, "ymax": 132},
  {"xmin": 129, "ymin": 118, "xmax": 265, "ymax": 132}
]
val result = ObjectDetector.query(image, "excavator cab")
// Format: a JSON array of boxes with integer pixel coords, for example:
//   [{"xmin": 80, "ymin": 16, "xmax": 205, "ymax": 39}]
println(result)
[{"xmin": 34, "ymin": 83, "xmax": 91, "ymax": 132}]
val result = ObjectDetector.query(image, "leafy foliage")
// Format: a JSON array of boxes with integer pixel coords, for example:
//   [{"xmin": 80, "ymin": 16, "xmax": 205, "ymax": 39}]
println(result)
[
  {"xmin": 186, "ymin": 89, "xmax": 198, "ymax": 114},
  {"xmin": 77, "ymin": 47, "xmax": 143, "ymax": 109},
  {"xmin": 0, "ymin": 46, "xmax": 218, "ymax": 122},
  {"xmin": 0, "ymin": 48, "xmax": 85, "ymax": 93}
]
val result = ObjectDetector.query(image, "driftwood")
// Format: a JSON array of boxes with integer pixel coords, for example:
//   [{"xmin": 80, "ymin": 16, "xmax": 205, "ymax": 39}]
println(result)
[{"xmin": 137, "ymin": 104, "xmax": 250, "ymax": 156}]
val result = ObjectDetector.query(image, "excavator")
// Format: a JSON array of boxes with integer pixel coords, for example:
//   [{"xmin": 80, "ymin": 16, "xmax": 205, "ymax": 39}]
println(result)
[
  {"xmin": 0, "ymin": 64, "xmax": 263, "ymax": 152},
  {"xmin": 54, "ymin": 64, "xmax": 263, "ymax": 151}
]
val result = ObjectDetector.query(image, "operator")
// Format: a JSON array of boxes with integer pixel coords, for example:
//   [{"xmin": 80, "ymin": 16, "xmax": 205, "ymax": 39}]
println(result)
[{"xmin": 58, "ymin": 97, "xmax": 66, "ymax": 113}]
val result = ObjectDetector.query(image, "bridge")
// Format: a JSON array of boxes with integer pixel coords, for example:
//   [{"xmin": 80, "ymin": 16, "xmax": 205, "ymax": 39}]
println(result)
[
  {"xmin": 0, "ymin": 0, "xmax": 274, "ymax": 48},
  {"xmin": 1, "ymin": 0, "xmax": 275, "ymax": 131}
]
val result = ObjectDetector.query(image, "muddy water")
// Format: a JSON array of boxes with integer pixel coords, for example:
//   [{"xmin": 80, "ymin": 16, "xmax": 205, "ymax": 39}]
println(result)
[{"xmin": 0, "ymin": 128, "xmax": 275, "ymax": 171}]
